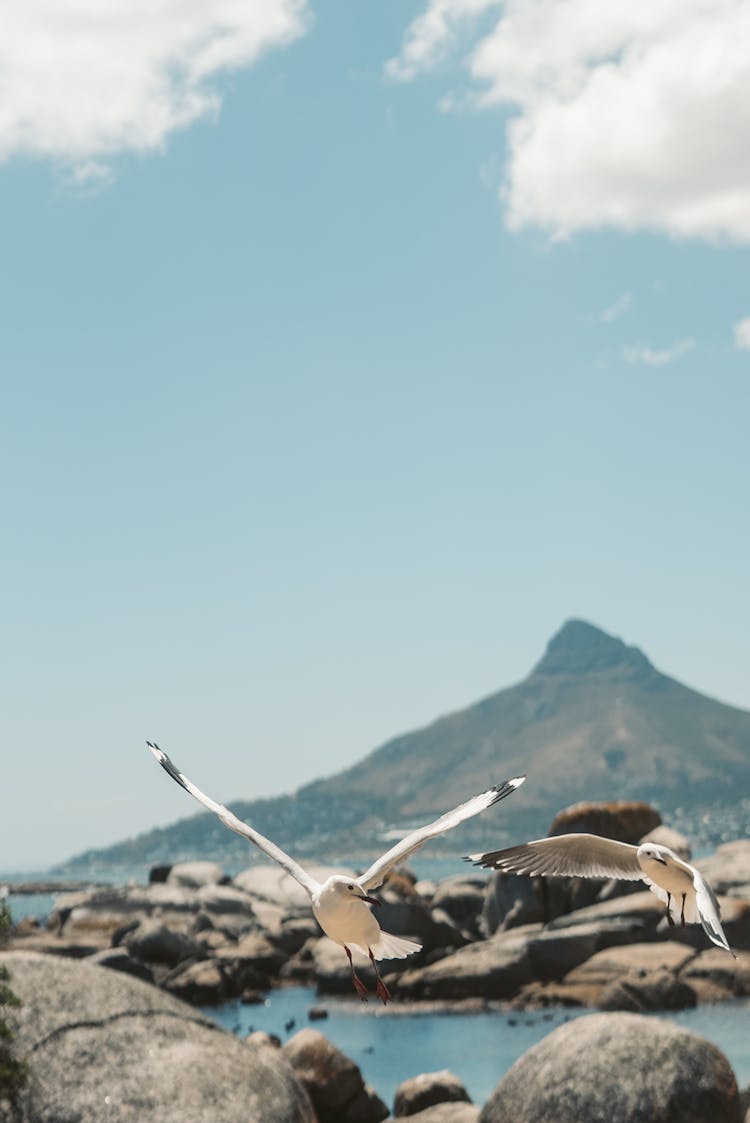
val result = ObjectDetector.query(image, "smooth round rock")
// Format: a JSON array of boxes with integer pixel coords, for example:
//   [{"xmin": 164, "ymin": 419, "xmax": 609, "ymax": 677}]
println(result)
[
  {"xmin": 393, "ymin": 1070, "xmax": 471, "ymax": 1116},
  {"xmin": 480, "ymin": 1011, "xmax": 741, "ymax": 1123},
  {"xmin": 1, "ymin": 951, "xmax": 314, "ymax": 1123}
]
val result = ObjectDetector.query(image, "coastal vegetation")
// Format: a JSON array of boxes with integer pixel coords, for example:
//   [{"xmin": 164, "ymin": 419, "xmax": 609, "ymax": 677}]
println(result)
[{"xmin": 0, "ymin": 894, "xmax": 29, "ymax": 1115}]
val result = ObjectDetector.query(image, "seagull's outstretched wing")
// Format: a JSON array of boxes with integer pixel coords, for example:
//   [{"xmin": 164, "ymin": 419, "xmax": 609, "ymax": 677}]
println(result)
[
  {"xmin": 357, "ymin": 776, "xmax": 525, "ymax": 892},
  {"xmin": 692, "ymin": 868, "xmax": 735, "ymax": 957},
  {"xmin": 469, "ymin": 833, "xmax": 643, "ymax": 880},
  {"xmin": 146, "ymin": 743, "xmax": 320, "ymax": 898}
]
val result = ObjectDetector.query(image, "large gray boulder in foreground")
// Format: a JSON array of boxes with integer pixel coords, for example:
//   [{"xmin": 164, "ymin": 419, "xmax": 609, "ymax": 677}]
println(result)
[
  {"xmin": 1, "ymin": 951, "xmax": 314, "ymax": 1123},
  {"xmin": 480, "ymin": 1011, "xmax": 741, "ymax": 1123}
]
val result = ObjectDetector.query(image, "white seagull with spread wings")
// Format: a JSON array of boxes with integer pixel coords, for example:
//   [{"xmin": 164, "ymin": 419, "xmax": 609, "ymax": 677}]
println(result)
[
  {"xmin": 147, "ymin": 742, "xmax": 525, "ymax": 1002},
  {"xmin": 470, "ymin": 834, "xmax": 735, "ymax": 956}
]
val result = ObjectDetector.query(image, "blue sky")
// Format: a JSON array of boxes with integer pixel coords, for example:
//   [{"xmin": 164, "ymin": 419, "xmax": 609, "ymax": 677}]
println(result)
[{"xmin": 1, "ymin": 1, "xmax": 749, "ymax": 869}]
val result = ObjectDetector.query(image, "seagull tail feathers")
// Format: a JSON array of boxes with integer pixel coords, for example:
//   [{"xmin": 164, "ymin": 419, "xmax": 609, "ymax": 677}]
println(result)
[{"xmin": 369, "ymin": 931, "xmax": 422, "ymax": 961}]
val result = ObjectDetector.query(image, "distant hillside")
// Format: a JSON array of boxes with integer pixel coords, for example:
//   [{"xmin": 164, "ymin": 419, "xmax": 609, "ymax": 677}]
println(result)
[{"xmin": 60, "ymin": 620, "xmax": 750, "ymax": 873}]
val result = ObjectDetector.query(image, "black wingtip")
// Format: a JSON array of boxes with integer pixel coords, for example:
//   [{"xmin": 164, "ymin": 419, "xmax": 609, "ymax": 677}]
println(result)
[
  {"xmin": 464, "ymin": 850, "xmax": 498, "ymax": 869},
  {"xmin": 146, "ymin": 741, "xmax": 190, "ymax": 794},
  {"xmin": 491, "ymin": 775, "xmax": 526, "ymax": 805}
]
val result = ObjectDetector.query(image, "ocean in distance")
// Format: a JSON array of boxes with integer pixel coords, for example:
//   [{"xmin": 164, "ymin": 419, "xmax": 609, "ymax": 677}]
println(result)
[{"xmin": 1, "ymin": 855, "xmax": 482, "ymax": 927}]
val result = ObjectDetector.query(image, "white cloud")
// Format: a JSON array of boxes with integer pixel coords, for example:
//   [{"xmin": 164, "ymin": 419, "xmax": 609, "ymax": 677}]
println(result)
[
  {"xmin": 389, "ymin": 0, "xmax": 750, "ymax": 243},
  {"xmin": 0, "ymin": 1, "xmax": 309, "ymax": 171},
  {"xmin": 600, "ymin": 292, "xmax": 632, "ymax": 323},
  {"xmin": 733, "ymin": 317, "xmax": 750, "ymax": 350},
  {"xmin": 70, "ymin": 161, "xmax": 114, "ymax": 188},
  {"xmin": 385, "ymin": 0, "xmax": 501, "ymax": 82},
  {"xmin": 623, "ymin": 338, "xmax": 695, "ymax": 366}
]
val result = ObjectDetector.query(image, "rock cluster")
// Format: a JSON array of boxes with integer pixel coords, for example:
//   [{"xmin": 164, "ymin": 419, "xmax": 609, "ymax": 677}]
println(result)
[
  {"xmin": 8, "ymin": 857, "xmax": 473, "ymax": 1005},
  {"xmin": 7, "ymin": 815, "xmax": 750, "ymax": 1016}
]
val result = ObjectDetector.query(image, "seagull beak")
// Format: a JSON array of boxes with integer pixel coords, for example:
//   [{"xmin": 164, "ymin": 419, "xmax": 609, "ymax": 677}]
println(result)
[{"xmin": 360, "ymin": 893, "xmax": 381, "ymax": 907}]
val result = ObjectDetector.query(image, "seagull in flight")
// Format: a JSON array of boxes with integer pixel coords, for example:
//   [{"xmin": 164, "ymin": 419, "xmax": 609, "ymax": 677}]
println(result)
[
  {"xmin": 469, "ymin": 834, "xmax": 735, "ymax": 957},
  {"xmin": 147, "ymin": 742, "xmax": 525, "ymax": 1003}
]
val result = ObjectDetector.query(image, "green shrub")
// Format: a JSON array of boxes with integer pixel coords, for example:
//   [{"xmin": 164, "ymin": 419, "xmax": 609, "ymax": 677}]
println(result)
[{"xmin": 0, "ymin": 893, "xmax": 29, "ymax": 1105}]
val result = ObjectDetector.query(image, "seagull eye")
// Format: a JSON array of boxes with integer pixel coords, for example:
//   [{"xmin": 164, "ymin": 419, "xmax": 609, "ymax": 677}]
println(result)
[{"xmin": 347, "ymin": 884, "xmax": 354, "ymax": 890}]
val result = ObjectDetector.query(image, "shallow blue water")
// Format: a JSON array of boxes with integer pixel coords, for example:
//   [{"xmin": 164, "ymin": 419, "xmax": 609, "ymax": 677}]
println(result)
[
  {"xmin": 204, "ymin": 986, "xmax": 750, "ymax": 1109},
  {"xmin": 5, "ymin": 892, "xmax": 58, "ymax": 925}
]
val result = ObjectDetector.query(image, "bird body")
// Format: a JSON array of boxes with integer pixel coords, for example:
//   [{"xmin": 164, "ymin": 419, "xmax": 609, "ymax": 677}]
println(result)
[
  {"xmin": 311, "ymin": 876, "xmax": 420, "ymax": 960},
  {"xmin": 147, "ymin": 742, "xmax": 524, "ymax": 1001},
  {"xmin": 636, "ymin": 845, "xmax": 698, "ymax": 918},
  {"xmin": 470, "ymin": 833, "xmax": 735, "ymax": 956}
]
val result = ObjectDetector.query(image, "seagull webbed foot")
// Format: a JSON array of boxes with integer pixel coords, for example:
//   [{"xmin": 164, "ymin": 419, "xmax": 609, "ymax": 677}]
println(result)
[
  {"xmin": 368, "ymin": 948, "xmax": 391, "ymax": 1005},
  {"xmin": 375, "ymin": 977, "xmax": 391, "ymax": 1005},
  {"xmin": 345, "ymin": 946, "xmax": 369, "ymax": 1003},
  {"xmin": 352, "ymin": 975, "xmax": 369, "ymax": 1003}
]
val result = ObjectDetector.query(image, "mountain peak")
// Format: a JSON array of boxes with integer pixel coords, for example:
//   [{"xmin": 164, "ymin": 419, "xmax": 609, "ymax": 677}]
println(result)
[{"xmin": 532, "ymin": 619, "xmax": 654, "ymax": 677}]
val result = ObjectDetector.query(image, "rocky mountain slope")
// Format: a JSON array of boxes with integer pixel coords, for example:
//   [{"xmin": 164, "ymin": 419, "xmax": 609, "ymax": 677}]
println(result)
[{"xmin": 60, "ymin": 620, "xmax": 750, "ymax": 871}]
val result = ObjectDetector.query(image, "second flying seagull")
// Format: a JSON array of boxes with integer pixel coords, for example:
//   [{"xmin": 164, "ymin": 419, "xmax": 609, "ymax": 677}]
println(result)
[{"xmin": 470, "ymin": 833, "xmax": 735, "ymax": 956}]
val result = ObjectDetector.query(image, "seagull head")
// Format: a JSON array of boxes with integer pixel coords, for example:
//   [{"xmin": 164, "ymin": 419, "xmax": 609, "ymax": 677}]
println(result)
[
  {"xmin": 637, "ymin": 843, "xmax": 669, "ymax": 866},
  {"xmin": 325, "ymin": 875, "xmax": 381, "ymax": 907}
]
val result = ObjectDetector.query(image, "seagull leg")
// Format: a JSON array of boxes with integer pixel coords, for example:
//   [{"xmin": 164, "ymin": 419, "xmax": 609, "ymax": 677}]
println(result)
[
  {"xmin": 368, "ymin": 949, "xmax": 391, "ymax": 1005},
  {"xmin": 344, "ymin": 946, "xmax": 369, "ymax": 1003},
  {"xmin": 665, "ymin": 893, "xmax": 676, "ymax": 928},
  {"xmin": 680, "ymin": 894, "xmax": 686, "ymax": 926}
]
